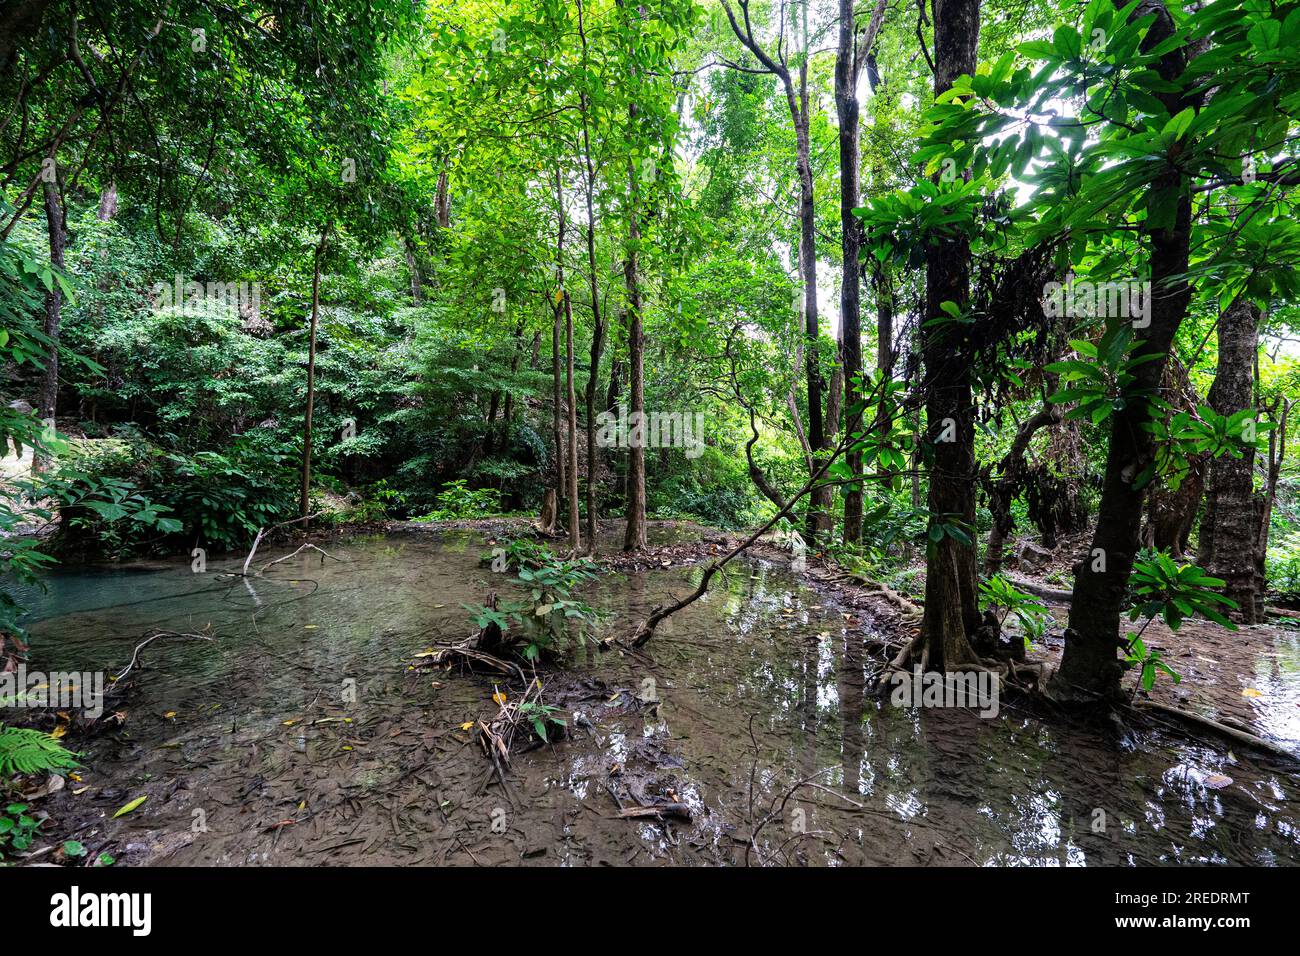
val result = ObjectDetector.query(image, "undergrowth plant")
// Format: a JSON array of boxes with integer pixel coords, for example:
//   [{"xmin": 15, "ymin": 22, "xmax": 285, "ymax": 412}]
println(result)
[
  {"xmin": 1122, "ymin": 552, "xmax": 1237, "ymax": 694},
  {"xmin": 979, "ymin": 574, "xmax": 1053, "ymax": 650},
  {"xmin": 0, "ymin": 724, "xmax": 80, "ymax": 779}
]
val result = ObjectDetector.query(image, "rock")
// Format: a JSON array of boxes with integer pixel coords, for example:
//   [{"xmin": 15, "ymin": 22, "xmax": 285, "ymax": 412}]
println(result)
[{"xmin": 1017, "ymin": 541, "xmax": 1053, "ymax": 572}]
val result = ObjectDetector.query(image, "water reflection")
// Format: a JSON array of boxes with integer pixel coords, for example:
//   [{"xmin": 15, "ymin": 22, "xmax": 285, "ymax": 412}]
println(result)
[{"xmin": 18, "ymin": 530, "xmax": 1300, "ymax": 866}]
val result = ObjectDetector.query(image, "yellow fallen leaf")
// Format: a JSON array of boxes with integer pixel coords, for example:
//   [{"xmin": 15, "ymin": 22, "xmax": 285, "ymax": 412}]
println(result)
[
  {"xmin": 1241, "ymin": 688, "xmax": 1264, "ymax": 698},
  {"xmin": 114, "ymin": 795, "xmax": 147, "ymax": 818},
  {"xmin": 163, "ymin": 711, "xmax": 177, "ymax": 720},
  {"xmin": 460, "ymin": 721, "xmax": 474, "ymax": 731},
  {"xmin": 50, "ymin": 724, "xmax": 67, "ymax": 739},
  {"xmin": 283, "ymin": 718, "xmax": 300, "ymax": 726},
  {"xmin": 492, "ymin": 689, "xmax": 508, "ymax": 706}
]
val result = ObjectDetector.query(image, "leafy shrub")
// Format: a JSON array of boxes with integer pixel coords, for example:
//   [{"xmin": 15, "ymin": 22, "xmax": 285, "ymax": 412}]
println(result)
[
  {"xmin": 416, "ymin": 479, "xmax": 500, "ymax": 520},
  {"xmin": 979, "ymin": 574, "xmax": 1053, "ymax": 649},
  {"xmin": 464, "ymin": 549, "xmax": 602, "ymax": 661},
  {"xmin": 159, "ymin": 448, "xmax": 296, "ymax": 550},
  {"xmin": 34, "ymin": 468, "xmax": 182, "ymax": 560}
]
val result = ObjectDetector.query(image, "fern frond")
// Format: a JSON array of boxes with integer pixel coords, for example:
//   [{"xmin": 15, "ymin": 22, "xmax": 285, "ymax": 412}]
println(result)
[{"xmin": 0, "ymin": 724, "xmax": 81, "ymax": 777}]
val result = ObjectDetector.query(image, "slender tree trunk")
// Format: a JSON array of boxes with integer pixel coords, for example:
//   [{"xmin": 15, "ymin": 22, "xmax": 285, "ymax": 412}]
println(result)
[
  {"xmin": 96, "ymin": 180, "xmax": 118, "ymax": 221},
  {"xmin": 917, "ymin": 0, "xmax": 983, "ymax": 671},
  {"xmin": 576, "ymin": 0, "xmax": 604, "ymax": 554},
  {"xmin": 435, "ymin": 168, "xmax": 449, "ymax": 229},
  {"xmin": 300, "ymin": 227, "xmax": 329, "ymax": 520},
  {"xmin": 623, "ymin": 161, "xmax": 647, "ymax": 552},
  {"xmin": 565, "ymin": 290, "xmax": 581, "ymax": 552},
  {"xmin": 547, "ymin": 168, "xmax": 569, "ymax": 536},
  {"xmin": 873, "ymin": 266, "xmax": 895, "ymax": 479},
  {"xmin": 1203, "ymin": 296, "xmax": 1264, "ymax": 622},
  {"xmin": 836, "ymin": 0, "xmax": 866, "ymax": 545},
  {"xmin": 984, "ymin": 403, "xmax": 1059, "ymax": 574},
  {"xmin": 34, "ymin": 172, "xmax": 64, "ymax": 472},
  {"xmin": 404, "ymin": 237, "xmax": 423, "ymax": 304},
  {"xmin": 719, "ymin": 0, "xmax": 831, "ymax": 542},
  {"xmin": 794, "ymin": 26, "xmax": 831, "ymax": 545}
]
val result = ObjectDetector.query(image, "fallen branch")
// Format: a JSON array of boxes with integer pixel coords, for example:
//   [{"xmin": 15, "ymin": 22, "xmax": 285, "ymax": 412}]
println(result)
[
  {"xmin": 112, "ymin": 628, "xmax": 216, "ymax": 683},
  {"xmin": 618, "ymin": 803, "xmax": 693, "ymax": 821},
  {"xmin": 240, "ymin": 512, "xmax": 325, "ymax": 576},
  {"xmin": 259, "ymin": 542, "xmax": 340, "ymax": 574}
]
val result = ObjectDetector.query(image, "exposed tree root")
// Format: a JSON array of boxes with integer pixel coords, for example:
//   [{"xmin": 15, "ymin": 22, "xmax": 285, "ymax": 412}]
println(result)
[{"xmin": 1134, "ymin": 700, "xmax": 1299, "ymax": 762}]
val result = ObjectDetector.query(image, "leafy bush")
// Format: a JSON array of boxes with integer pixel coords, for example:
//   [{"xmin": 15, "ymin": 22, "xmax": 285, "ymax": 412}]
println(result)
[
  {"xmin": 464, "ymin": 549, "xmax": 602, "ymax": 661},
  {"xmin": 416, "ymin": 479, "xmax": 500, "ymax": 520},
  {"xmin": 32, "ymin": 467, "xmax": 182, "ymax": 560},
  {"xmin": 979, "ymin": 574, "xmax": 1053, "ymax": 649},
  {"xmin": 1266, "ymin": 537, "xmax": 1300, "ymax": 602},
  {"xmin": 159, "ymin": 448, "xmax": 297, "ymax": 550}
]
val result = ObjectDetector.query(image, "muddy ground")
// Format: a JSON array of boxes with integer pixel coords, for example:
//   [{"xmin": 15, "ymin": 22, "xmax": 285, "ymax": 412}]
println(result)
[{"xmin": 8, "ymin": 521, "xmax": 1299, "ymax": 867}]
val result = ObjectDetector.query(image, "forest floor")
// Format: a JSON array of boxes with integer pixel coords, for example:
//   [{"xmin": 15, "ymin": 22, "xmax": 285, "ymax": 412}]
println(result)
[
  {"xmin": 420, "ymin": 517, "xmax": 1300, "ymax": 755},
  {"xmin": 13, "ymin": 519, "xmax": 1300, "ymax": 866}
]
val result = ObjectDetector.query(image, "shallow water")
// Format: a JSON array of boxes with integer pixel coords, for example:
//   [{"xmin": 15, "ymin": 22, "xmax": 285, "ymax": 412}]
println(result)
[{"xmin": 21, "ymin": 529, "xmax": 1300, "ymax": 866}]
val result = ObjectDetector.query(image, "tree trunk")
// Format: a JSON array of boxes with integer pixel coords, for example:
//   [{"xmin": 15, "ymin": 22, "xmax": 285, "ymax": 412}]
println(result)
[
  {"xmin": 1053, "ymin": 0, "xmax": 1196, "ymax": 702},
  {"xmin": 565, "ymin": 290, "xmax": 581, "ymax": 552},
  {"xmin": 300, "ymin": 227, "xmax": 329, "ymax": 520},
  {"xmin": 917, "ymin": 0, "xmax": 983, "ymax": 671},
  {"xmin": 623, "ymin": 158, "xmax": 647, "ymax": 552},
  {"xmin": 1203, "ymin": 296, "xmax": 1264, "ymax": 623},
  {"xmin": 577, "ymin": 1, "xmax": 604, "ymax": 554},
  {"xmin": 794, "ymin": 24, "xmax": 831, "ymax": 546},
  {"xmin": 97, "ymin": 180, "xmax": 118, "ymax": 221},
  {"xmin": 547, "ymin": 168, "xmax": 569, "ymax": 537},
  {"xmin": 984, "ymin": 403, "xmax": 1060, "ymax": 575},
  {"xmin": 836, "ymin": 0, "xmax": 865, "ymax": 546},
  {"xmin": 36, "ymin": 175, "xmax": 64, "ymax": 429},
  {"xmin": 404, "ymin": 237, "xmax": 423, "ymax": 304}
]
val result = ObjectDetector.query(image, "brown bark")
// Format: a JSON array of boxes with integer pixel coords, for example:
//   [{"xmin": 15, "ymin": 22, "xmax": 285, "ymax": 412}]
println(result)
[
  {"xmin": 577, "ymin": 0, "xmax": 604, "ymax": 554},
  {"xmin": 35, "ymin": 170, "xmax": 65, "ymax": 472},
  {"xmin": 1053, "ymin": 0, "xmax": 1197, "ymax": 702},
  {"xmin": 917, "ymin": 0, "xmax": 983, "ymax": 671},
  {"xmin": 403, "ymin": 238, "xmax": 423, "ymax": 303},
  {"xmin": 564, "ymin": 290, "xmax": 581, "ymax": 552},
  {"xmin": 96, "ymin": 180, "xmax": 118, "ymax": 221},
  {"xmin": 547, "ymin": 167, "xmax": 569, "ymax": 537},
  {"xmin": 835, "ymin": 0, "xmax": 885, "ymax": 546},
  {"xmin": 1202, "ymin": 296, "xmax": 1264, "ymax": 623}
]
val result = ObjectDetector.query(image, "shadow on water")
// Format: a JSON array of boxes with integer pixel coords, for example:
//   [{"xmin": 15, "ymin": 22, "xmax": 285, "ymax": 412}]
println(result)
[{"xmin": 20, "ymin": 530, "xmax": 1300, "ymax": 866}]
